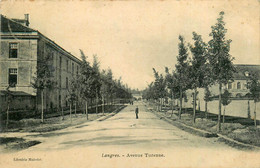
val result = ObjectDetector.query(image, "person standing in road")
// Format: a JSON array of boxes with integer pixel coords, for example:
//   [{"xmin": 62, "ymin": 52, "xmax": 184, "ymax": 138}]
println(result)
[{"xmin": 135, "ymin": 106, "xmax": 139, "ymax": 119}]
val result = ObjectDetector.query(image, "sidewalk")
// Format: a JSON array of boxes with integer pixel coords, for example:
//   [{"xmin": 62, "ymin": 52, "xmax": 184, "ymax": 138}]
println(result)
[
  {"xmin": 146, "ymin": 105, "xmax": 260, "ymax": 150},
  {"xmin": 0, "ymin": 105, "xmax": 126, "ymax": 152}
]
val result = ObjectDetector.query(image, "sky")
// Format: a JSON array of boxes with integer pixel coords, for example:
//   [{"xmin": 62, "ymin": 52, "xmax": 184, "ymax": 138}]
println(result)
[{"xmin": 1, "ymin": 0, "xmax": 259, "ymax": 90}]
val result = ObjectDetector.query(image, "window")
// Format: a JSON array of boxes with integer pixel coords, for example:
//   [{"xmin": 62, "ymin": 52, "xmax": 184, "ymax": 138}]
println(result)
[
  {"xmin": 9, "ymin": 43, "xmax": 18, "ymax": 58},
  {"xmin": 51, "ymin": 52, "xmax": 54, "ymax": 60},
  {"xmin": 59, "ymin": 56, "xmax": 62, "ymax": 88},
  {"xmin": 244, "ymin": 83, "xmax": 248, "ymax": 89},
  {"xmin": 66, "ymin": 77, "xmax": 68, "ymax": 89},
  {"xmin": 59, "ymin": 94, "xmax": 61, "ymax": 108},
  {"xmin": 66, "ymin": 60, "xmax": 69, "ymax": 72},
  {"xmin": 237, "ymin": 82, "xmax": 241, "ymax": 89},
  {"xmin": 228, "ymin": 82, "xmax": 232, "ymax": 89},
  {"xmin": 77, "ymin": 66, "xmax": 79, "ymax": 75},
  {"xmin": 9, "ymin": 68, "xmax": 17, "ymax": 87},
  {"xmin": 59, "ymin": 56, "xmax": 62, "ymax": 68},
  {"xmin": 72, "ymin": 63, "xmax": 74, "ymax": 75}
]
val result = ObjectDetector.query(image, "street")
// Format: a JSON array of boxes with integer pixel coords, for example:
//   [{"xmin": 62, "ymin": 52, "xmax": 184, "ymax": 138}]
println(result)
[
  {"xmin": 26, "ymin": 101, "xmax": 234, "ymax": 151},
  {"xmin": 1, "ymin": 101, "xmax": 260, "ymax": 168}
]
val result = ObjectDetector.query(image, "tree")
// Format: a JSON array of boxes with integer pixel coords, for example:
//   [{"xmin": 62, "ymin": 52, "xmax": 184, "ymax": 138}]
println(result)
[
  {"xmin": 221, "ymin": 89, "xmax": 232, "ymax": 123},
  {"xmin": 248, "ymin": 72, "xmax": 260, "ymax": 128},
  {"xmin": 165, "ymin": 67, "xmax": 174, "ymax": 115},
  {"xmin": 92, "ymin": 55, "xmax": 102, "ymax": 115},
  {"xmin": 66, "ymin": 79, "xmax": 77, "ymax": 122},
  {"xmin": 175, "ymin": 35, "xmax": 190, "ymax": 119},
  {"xmin": 165, "ymin": 67, "xmax": 180, "ymax": 117},
  {"xmin": 142, "ymin": 82, "xmax": 156, "ymax": 102},
  {"xmin": 204, "ymin": 86, "xmax": 212, "ymax": 119},
  {"xmin": 208, "ymin": 11, "xmax": 236, "ymax": 132},
  {"xmin": 189, "ymin": 32, "xmax": 208, "ymax": 123},
  {"xmin": 247, "ymin": 100, "xmax": 251, "ymax": 119},
  {"xmin": 77, "ymin": 49, "xmax": 94, "ymax": 120},
  {"xmin": 31, "ymin": 53, "xmax": 56, "ymax": 123},
  {"xmin": 70, "ymin": 79, "xmax": 79, "ymax": 117},
  {"xmin": 152, "ymin": 68, "xmax": 166, "ymax": 112},
  {"xmin": 106, "ymin": 68, "xmax": 114, "ymax": 105},
  {"xmin": 100, "ymin": 69, "xmax": 109, "ymax": 115},
  {"xmin": 5, "ymin": 86, "xmax": 13, "ymax": 129}
]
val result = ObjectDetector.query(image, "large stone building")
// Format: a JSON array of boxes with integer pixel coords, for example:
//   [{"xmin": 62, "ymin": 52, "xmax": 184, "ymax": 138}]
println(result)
[
  {"xmin": 204, "ymin": 64, "xmax": 260, "ymax": 98},
  {"xmin": 226, "ymin": 64, "xmax": 260, "ymax": 97},
  {"xmin": 0, "ymin": 14, "xmax": 81, "ymax": 112},
  {"xmin": 183, "ymin": 64, "xmax": 260, "ymax": 110}
]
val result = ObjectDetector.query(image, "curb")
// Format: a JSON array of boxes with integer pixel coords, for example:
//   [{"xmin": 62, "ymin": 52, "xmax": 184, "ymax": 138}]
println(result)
[
  {"xmin": 217, "ymin": 134, "xmax": 260, "ymax": 150},
  {"xmin": 153, "ymin": 111, "xmax": 217, "ymax": 138},
  {"xmin": 151, "ymin": 110, "xmax": 260, "ymax": 150}
]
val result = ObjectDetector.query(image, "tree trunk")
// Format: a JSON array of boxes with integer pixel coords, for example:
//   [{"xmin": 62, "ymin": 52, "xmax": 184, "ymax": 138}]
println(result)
[
  {"xmin": 70, "ymin": 102, "xmax": 72, "ymax": 123},
  {"xmin": 41, "ymin": 90, "xmax": 44, "ymax": 123},
  {"xmin": 179, "ymin": 88, "xmax": 182, "ymax": 119},
  {"xmin": 217, "ymin": 83, "xmax": 222, "ymax": 132},
  {"xmin": 223, "ymin": 106, "xmax": 225, "ymax": 123},
  {"xmin": 75, "ymin": 102, "xmax": 77, "ymax": 117},
  {"xmin": 160, "ymin": 98, "xmax": 161, "ymax": 112},
  {"xmin": 96, "ymin": 89, "xmax": 98, "ymax": 115},
  {"xmin": 158, "ymin": 98, "xmax": 162, "ymax": 112},
  {"xmin": 193, "ymin": 89, "xmax": 197, "ymax": 124},
  {"xmin": 157, "ymin": 99, "xmax": 159, "ymax": 112},
  {"xmin": 205, "ymin": 101, "xmax": 208, "ymax": 119},
  {"xmin": 86, "ymin": 100, "xmax": 88, "ymax": 120},
  {"xmin": 254, "ymin": 101, "xmax": 257, "ymax": 129},
  {"xmin": 184, "ymin": 100, "xmax": 186, "ymax": 113},
  {"xmin": 248, "ymin": 100, "xmax": 251, "ymax": 119},
  {"xmin": 171, "ymin": 92, "xmax": 174, "ymax": 117},
  {"xmin": 163, "ymin": 98, "xmax": 165, "ymax": 111},
  {"xmin": 35, "ymin": 93, "xmax": 38, "ymax": 115},
  {"xmin": 102, "ymin": 96, "xmax": 105, "ymax": 115},
  {"xmin": 198, "ymin": 99, "xmax": 200, "ymax": 112},
  {"xmin": 159, "ymin": 98, "xmax": 161, "ymax": 111},
  {"xmin": 6, "ymin": 103, "xmax": 9, "ymax": 129},
  {"xmin": 61, "ymin": 98, "xmax": 64, "ymax": 120}
]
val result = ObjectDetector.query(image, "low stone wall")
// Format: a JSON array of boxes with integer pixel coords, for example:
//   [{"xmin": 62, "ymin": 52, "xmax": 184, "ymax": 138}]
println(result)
[{"xmin": 183, "ymin": 99, "xmax": 260, "ymax": 119}]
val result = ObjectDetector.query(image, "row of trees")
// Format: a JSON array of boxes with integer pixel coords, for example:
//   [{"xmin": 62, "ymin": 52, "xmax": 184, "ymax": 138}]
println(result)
[
  {"xmin": 68, "ymin": 50, "xmax": 132, "ymax": 120},
  {"xmin": 31, "ymin": 49, "xmax": 132, "ymax": 123},
  {"xmin": 143, "ymin": 11, "xmax": 260, "ymax": 132}
]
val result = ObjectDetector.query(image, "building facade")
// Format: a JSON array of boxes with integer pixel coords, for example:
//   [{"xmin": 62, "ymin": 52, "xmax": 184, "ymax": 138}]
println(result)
[
  {"xmin": 182, "ymin": 64, "xmax": 260, "ymax": 111},
  {"xmin": 206, "ymin": 64, "xmax": 260, "ymax": 98},
  {"xmin": 0, "ymin": 14, "xmax": 81, "ymax": 112}
]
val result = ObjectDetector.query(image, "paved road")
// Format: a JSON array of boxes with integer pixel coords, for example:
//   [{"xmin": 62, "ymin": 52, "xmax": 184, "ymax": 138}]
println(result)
[{"xmin": 2, "ymin": 101, "xmax": 260, "ymax": 168}]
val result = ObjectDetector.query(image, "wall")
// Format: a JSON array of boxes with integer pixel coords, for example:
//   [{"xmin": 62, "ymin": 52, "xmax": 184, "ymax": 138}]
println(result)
[
  {"xmin": 182, "ymin": 88, "xmax": 260, "ymax": 119},
  {"xmin": 0, "ymin": 95, "xmax": 36, "ymax": 112},
  {"xmin": 0, "ymin": 36, "xmax": 37, "ymax": 95},
  {"xmin": 37, "ymin": 35, "xmax": 81, "ymax": 111}
]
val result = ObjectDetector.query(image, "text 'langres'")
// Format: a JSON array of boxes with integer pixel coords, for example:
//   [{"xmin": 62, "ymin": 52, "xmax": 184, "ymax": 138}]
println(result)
[{"xmin": 102, "ymin": 153, "xmax": 165, "ymax": 158}]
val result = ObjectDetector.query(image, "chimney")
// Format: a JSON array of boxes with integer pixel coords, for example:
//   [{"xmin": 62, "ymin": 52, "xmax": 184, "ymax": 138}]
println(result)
[{"xmin": 24, "ymin": 14, "xmax": 29, "ymax": 26}]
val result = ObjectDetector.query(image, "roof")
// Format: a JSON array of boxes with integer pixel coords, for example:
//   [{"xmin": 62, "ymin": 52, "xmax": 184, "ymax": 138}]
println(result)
[
  {"xmin": 234, "ymin": 64, "xmax": 260, "ymax": 80},
  {"xmin": 11, "ymin": 19, "xmax": 29, "ymax": 26},
  {"xmin": 1, "ymin": 15, "xmax": 36, "ymax": 33},
  {"xmin": 38, "ymin": 32, "xmax": 82, "ymax": 64},
  {"xmin": 1, "ymin": 14, "xmax": 81, "ymax": 64},
  {"xmin": 0, "ymin": 90, "xmax": 35, "ymax": 96}
]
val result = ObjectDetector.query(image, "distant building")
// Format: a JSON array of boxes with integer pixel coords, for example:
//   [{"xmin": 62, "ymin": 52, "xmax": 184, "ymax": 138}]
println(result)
[
  {"xmin": 183, "ymin": 64, "xmax": 260, "ymax": 109},
  {"xmin": 132, "ymin": 93, "xmax": 142, "ymax": 100},
  {"xmin": 208, "ymin": 64, "xmax": 260, "ymax": 98},
  {"xmin": 0, "ymin": 14, "xmax": 81, "ymax": 112}
]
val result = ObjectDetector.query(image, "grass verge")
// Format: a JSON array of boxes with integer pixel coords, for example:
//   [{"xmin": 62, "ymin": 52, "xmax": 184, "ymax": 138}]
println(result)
[{"xmin": 146, "ymin": 102, "xmax": 260, "ymax": 148}]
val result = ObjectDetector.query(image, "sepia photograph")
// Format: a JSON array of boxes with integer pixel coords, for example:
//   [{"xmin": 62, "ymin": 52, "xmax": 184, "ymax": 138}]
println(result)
[{"xmin": 0, "ymin": 0, "xmax": 259, "ymax": 167}]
